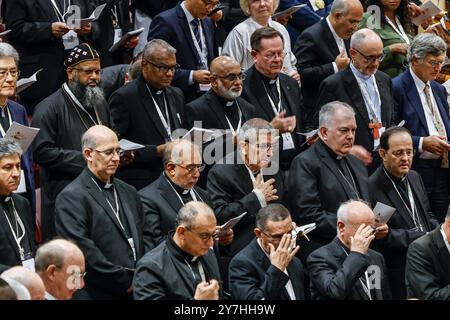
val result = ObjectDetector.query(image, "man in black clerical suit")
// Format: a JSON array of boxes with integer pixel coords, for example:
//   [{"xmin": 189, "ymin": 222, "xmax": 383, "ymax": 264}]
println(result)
[
  {"xmin": 370, "ymin": 127, "xmax": 438, "ymax": 299},
  {"xmin": 405, "ymin": 213, "xmax": 450, "ymax": 300},
  {"xmin": 133, "ymin": 202, "xmax": 222, "ymax": 300},
  {"xmin": 32, "ymin": 44, "xmax": 113, "ymax": 241},
  {"xmin": 0, "ymin": 139, "xmax": 35, "ymax": 273},
  {"xmin": 317, "ymin": 29, "xmax": 395, "ymax": 173},
  {"xmin": 293, "ymin": 0, "xmax": 363, "ymax": 130},
  {"xmin": 109, "ymin": 39, "xmax": 186, "ymax": 190},
  {"xmin": 288, "ymin": 102, "xmax": 383, "ymax": 261},
  {"xmin": 139, "ymin": 139, "xmax": 233, "ymax": 249},
  {"xmin": 186, "ymin": 55, "xmax": 257, "ymax": 187},
  {"xmin": 207, "ymin": 118, "xmax": 285, "ymax": 257},
  {"xmin": 229, "ymin": 204, "xmax": 305, "ymax": 300},
  {"xmin": 308, "ymin": 200, "xmax": 391, "ymax": 300},
  {"xmin": 55, "ymin": 125, "xmax": 148, "ymax": 300},
  {"xmin": 242, "ymin": 27, "xmax": 302, "ymax": 171}
]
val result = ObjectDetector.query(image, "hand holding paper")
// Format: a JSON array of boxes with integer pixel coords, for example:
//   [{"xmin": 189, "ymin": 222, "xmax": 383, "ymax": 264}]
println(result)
[
  {"xmin": 4, "ymin": 122, "xmax": 40, "ymax": 153},
  {"xmin": 216, "ymin": 212, "xmax": 247, "ymax": 237},
  {"xmin": 373, "ymin": 202, "xmax": 396, "ymax": 226}
]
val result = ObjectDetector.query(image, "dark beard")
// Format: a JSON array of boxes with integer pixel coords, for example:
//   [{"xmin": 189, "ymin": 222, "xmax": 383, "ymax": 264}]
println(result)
[{"xmin": 68, "ymin": 81, "xmax": 105, "ymax": 110}]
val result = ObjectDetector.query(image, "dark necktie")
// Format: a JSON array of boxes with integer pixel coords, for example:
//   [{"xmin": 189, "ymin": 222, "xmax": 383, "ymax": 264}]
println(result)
[
  {"xmin": 267, "ymin": 81, "xmax": 280, "ymax": 109},
  {"xmin": 0, "ymin": 106, "xmax": 10, "ymax": 131},
  {"xmin": 190, "ymin": 19, "xmax": 202, "ymax": 49}
]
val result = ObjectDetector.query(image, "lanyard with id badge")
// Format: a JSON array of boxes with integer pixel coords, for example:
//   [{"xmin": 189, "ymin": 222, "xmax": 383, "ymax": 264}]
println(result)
[{"xmin": 50, "ymin": 0, "xmax": 80, "ymax": 50}]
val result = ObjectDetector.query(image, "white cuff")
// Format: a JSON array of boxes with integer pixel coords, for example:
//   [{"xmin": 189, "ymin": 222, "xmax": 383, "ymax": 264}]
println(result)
[
  {"xmin": 332, "ymin": 62, "xmax": 338, "ymax": 74},
  {"xmin": 189, "ymin": 71, "xmax": 194, "ymax": 85},
  {"xmin": 252, "ymin": 189, "xmax": 267, "ymax": 208},
  {"xmin": 418, "ymin": 137, "xmax": 424, "ymax": 153}
]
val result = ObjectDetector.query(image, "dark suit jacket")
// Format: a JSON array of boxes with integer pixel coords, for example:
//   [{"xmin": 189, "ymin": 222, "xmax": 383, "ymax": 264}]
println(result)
[
  {"xmin": 207, "ymin": 151, "xmax": 285, "ymax": 256},
  {"xmin": 229, "ymin": 238, "xmax": 305, "ymax": 300},
  {"xmin": 241, "ymin": 66, "xmax": 303, "ymax": 170},
  {"xmin": 405, "ymin": 226, "xmax": 450, "ymax": 299},
  {"xmin": 288, "ymin": 139, "xmax": 370, "ymax": 257},
  {"xmin": 293, "ymin": 18, "xmax": 350, "ymax": 129},
  {"xmin": 307, "ymin": 237, "xmax": 391, "ymax": 300},
  {"xmin": 100, "ymin": 64, "xmax": 129, "ymax": 101},
  {"xmin": 317, "ymin": 67, "xmax": 395, "ymax": 152},
  {"xmin": 279, "ymin": 0, "xmax": 332, "ymax": 34},
  {"xmin": 2, "ymin": 100, "xmax": 36, "ymax": 214},
  {"xmin": 138, "ymin": 173, "xmax": 211, "ymax": 250},
  {"xmin": 370, "ymin": 166, "xmax": 439, "ymax": 298},
  {"xmin": 0, "ymin": 194, "xmax": 35, "ymax": 273},
  {"xmin": 393, "ymin": 69, "xmax": 450, "ymax": 151},
  {"xmin": 5, "ymin": 0, "xmax": 90, "ymax": 111},
  {"xmin": 109, "ymin": 75, "xmax": 186, "ymax": 189},
  {"xmin": 55, "ymin": 169, "xmax": 147, "ymax": 299},
  {"xmin": 147, "ymin": 4, "xmax": 216, "ymax": 101}
]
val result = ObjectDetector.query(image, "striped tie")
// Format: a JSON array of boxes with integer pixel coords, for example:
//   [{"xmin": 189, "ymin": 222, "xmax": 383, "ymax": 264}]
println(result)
[{"xmin": 190, "ymin": 19, "xmax": 202, "ymax": 49}]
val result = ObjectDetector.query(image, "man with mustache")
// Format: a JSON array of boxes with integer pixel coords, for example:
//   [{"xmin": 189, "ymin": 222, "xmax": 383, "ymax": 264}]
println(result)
[
  {"xmin": 370, "ymin": 126, "xmax": 438, "ymax": 299},
  {"xmin": 0, "ymin": 139, "xmax": 35, "ymax": 273},
  {"xmin": 32, "ymin": 43, "xmax": 113, "ymax": 241}
]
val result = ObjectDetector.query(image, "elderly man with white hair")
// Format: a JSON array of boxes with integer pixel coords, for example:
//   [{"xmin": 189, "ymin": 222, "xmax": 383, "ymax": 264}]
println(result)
[
  {"xmin": 307, "ymin": 200, "xmax": 391, "ymax": 300},
  {"xmin": 1, "ymin": 266, "xmax": 45, "ymax": 300}
]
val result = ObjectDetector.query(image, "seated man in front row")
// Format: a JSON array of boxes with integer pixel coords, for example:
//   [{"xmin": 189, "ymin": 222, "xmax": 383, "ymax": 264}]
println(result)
[
  {"xmin": 133, "ymin": 201, "xmax": 222, "ymax": 300},
  {"xmin": 307, "ymin": 200, "xmax": 391, "ymax": 300},
  {"xmin": 229, "ymin": 203, "xmax": 305, "ymax": 300}
]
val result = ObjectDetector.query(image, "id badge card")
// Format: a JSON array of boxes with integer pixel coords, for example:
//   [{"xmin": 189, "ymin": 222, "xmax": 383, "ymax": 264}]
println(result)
[
  {"xmin": 113, "ymin": 28, "xmax": 123, "ymax": 45},
  {"xmin": 282, "ymin": 132, "xmax": 295, "ymax": 150},
  {"xmin": 13, "ymin": 170, "xmax": 26, "ymax": 194},
  {"xmin": 22, "ymin": 252, "xmax": 35, "ymax": 272},
  {"xmin": 63, "ymin": 30, "xmax": 79, "ymax": 50},
  {"xmin": 128, "ymin": 238, "xmax": 136, "ymax": 261},
  {"xmin": 199, "ymin": 83, "xmax": 211, "ymax": 92}
]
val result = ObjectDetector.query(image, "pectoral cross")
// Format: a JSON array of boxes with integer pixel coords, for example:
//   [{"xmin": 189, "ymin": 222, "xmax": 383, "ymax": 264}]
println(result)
[{"xmin": 369, "ymin": 120, "xmax": 382, "ymax": 140}]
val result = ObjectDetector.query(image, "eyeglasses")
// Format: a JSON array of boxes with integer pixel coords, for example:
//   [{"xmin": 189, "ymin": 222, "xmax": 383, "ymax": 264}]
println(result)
[
  {"xmin": 0, "ymin": 68, "xmax": 19, "ymax": 79},
  {"xmin": 70, "ymin": 271, "xmax": 87, "ymax": 279},
  {"xmin": 72, "ymin": 68, "xmax": 101, "ymax": 76},
  {"xmin": 353, "ymin": 48, "xmax": 385, "ymax": 63},
  {"xmin": 391, "ymin": 149, "xmax": 414, "ymax": 158},
  {"xmin": 424, "ymin": 59, "xmax": 445, "ymax": 68},
  {"xmin": 175, "ymin": 163, "xmax": 206, "ymax": 173},
  {"xmin": 213, "ymin": 72, "xmax": 246, "ymax": 81},
  {"xmin": 246, "ymin": 141, "xmax": 275, "ymax": 151},
  {"xmin": 259, "ymin": 51, "xmax": 286, "ymax": 61},
  {"xmin": 93, "ymin": 148, "xmax": 121, "ymax": 157},
  {"xmin": 145, "ymin": 58, "xmax": 180, "ymax": 73},
  {"xmin": 185, "ymin": 226, "xmax": 218, "ymax": 242},
  {"xmin": 200, "ymin": 0, "xmax": 219, "ymax": 10}
]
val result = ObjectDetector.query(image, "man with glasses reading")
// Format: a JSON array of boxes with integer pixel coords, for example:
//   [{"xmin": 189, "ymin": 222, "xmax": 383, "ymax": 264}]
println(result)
[
  {"xmin": 393, "ymin": 33, "xmax": 450, "ymax": 222},
  {"xmin": 317, "ymin": 28, "xmax": 395, "ymax": 173},
  {"xmin": 110, "ymin": 39, "xmax": 186, "ymax": 190},
  {"xmin": 229, "ymin": 203, "xmax": 305, "ymax": 300},
  {"xmin": 55, "ymin": 125, "xmax": 148, "ymax": 299},
  {"xmin": 370, "ymin": 126, "xmax": 438, "ymax": 299},
  {"xmin": 32, "ymin": 43, "xmax": 113, "ymax": 241},
  {"xmin": 134, "ymin": 201, "xmax": 222, "ymax": 300},
  {"xmin": 147, "ymin": 0, "xmax": 218, "ymax": 102}
]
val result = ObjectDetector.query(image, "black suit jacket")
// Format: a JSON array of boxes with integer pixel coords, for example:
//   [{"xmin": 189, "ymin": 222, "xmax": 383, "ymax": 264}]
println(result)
[
  {"xmin": 288, "ymin": 139, "xmax": 370, "ymax": 257},
  {"xmin": 293, "ymin": 18, "xmax": 350, "ymax": 129},
  {"xmin": 55, "ymin": 169, "xmax": 147, "ymax": 299},
  {"xmin": 0, "ymin": 194, "xmax": 35, "ymax": 273},
  {"xmin": 317, "ymin": 67, "xmax": 395, "ymax": 152},
  {"xmin": 307, "ymin": 237, "xmax": 391, "ymax": 300},
  {"xmin": 405, "ymin": 226, "xmax": 450, "ymax": 299},
  {"xmin": 109, "ymin": 75, "xmax": 186, "ymax": 189},
  {"xmin": 241, "ymin": 66, "xmax": 303, "ymax": 170},
  {"xmin": 229, "ymin": 238, "xmax": 305, "ymax": 300},
  {"xmin": 138, "ymin": 173, "xmax": 211, "ymax": 250},
  {"xmin": 370, "ymin": 166, "xmax": 439, "ymax": 298},
  {"xmin": 207, "ymin": 151, "xmax": 285, "ymax": 256}
]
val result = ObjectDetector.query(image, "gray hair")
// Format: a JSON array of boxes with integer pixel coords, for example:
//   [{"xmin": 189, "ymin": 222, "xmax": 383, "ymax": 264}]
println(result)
[
  {"xmin": 350, "ymin": 28, "xmax": 380, "ymax": 50},
  {"xmin": 238, "ymin": 118, "xmax": 275, "ymax": 144},
  {"xmin": 0, "ymin": 139, "xmax": 22, "ymax": 159},
  {"xmin": 176, "ymin": 201, "xmax": 214, "ymax": 230},
  {"xmin": 319, "ymin": 101, "xmax": 355, "ymax": 129},
  {"xmin": 337, "ymin": 199, "xmax": 371, "ymax": 224},
  {"xmin": 407, "ymin": 33, "xmax": 447, "ymax": 63},
  {"xmin": 331, "ymin": 0, "xmax": 350, "ymax": 14},
  {"xmin": 256, "ymin": 203, "xmax": 290, "ymax": 230},
  {"xmin": 143, "ymin": 39, "xmax": 176, "ymax": 60},
  {"xmin": 163, "ymin": 139, "xmax": 200, "ymax": 167},
  {"xmin": 240, "ymin": 0, "xmax": 280, "ymax": 16},
  {"xmin": 35, "ymin": 239, "xmax": 78, "ymax": 273},
  {"xmin": 81, "ymin": 130, "xmax": 99, "ymax": 150},
  {"xmin": 0, "ymin": 43, "xmax": 19, "ymax": 66}
]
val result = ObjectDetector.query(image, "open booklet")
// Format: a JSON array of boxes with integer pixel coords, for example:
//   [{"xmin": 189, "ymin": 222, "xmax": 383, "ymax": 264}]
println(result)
[
  {"xmin": 16, "ymin": 68, "xmax": 43, "ymax": 94},
  {"xmin": 373, "ymin": 202, "xmax": 396, "ymax": 226},
  {"xmin": 292, "ymin": 223, "xmax": 316, "ymax": 241},
  {"xmin": 109, "ymin": 27, "xmax": 145, "ymax": 52},
  {"xmin": 411, "ymin": 0, "xmax": 442, "ymax": 26},
  {"xmin": 119, "ymin": 138, "xmax": 145, "ymax": 152},
  {"xmin": 272, "ymin": 4, "xmax": 307, "ymax": 20},
  {"xmin": 182, "ymin": 127, "xmax": 222, "ymax": 144},
  {"xmin": 4, "ymin": 122, "xmax": 40, "ymax": 153},
  {"xmin": 66, "ymin": 3, "xmax": 106, "ymax": 29},
  {"xmin": 0, "ymin": 30, "xmax": 11, "ymax": 37},
  {"xmin": 216, "ymin": 212, "xmax": 247, "ymax": 236},
  {"xmin": 297, "ymin": 128, "xmax": 318, "ymax": 147}
]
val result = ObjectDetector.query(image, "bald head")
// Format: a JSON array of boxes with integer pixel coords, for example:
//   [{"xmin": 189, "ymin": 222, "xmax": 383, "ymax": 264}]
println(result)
[
  {"xmin": 1, "ymin": 267, "xmax": 45, "ymax": 300},
  {"xmin": 163, "ymin": 139, "xmax": 201, "ymax": 167},
  {"xmin": 210, "ymin": 56, "xmax": 244, "ymax": 100},
  {"xmin": 351, "ymin": 28, "xmax": 382, "ymax": 51},
  {"xmin": 82, "ymin": 125, "xmax": 118, "ymax": 150},
  {"xmin": 210, "ymin": 56, "xmax": 240, "ymax": 75},
  {"xmin": 177, "ymin": 201, "xmax": 216, "ymax": 229},
  {"xmin": 338, "ymin": 200, "xmax": 374, "ymax": 225},
  {"xmin": 35, "ymin": 239, "xmax": 84, "ymax": 274}
]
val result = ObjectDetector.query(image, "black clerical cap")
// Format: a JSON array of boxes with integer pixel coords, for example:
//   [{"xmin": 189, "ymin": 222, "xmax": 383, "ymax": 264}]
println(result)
[{"xmin": 64, "ymin": 43, "xmax": 100, "ymax": 68}]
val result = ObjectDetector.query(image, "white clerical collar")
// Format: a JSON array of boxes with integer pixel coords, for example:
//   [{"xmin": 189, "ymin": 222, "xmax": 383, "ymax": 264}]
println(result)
[
  {"xmin": 410, "ymin": 66, "xmax": 429, "ymax": 92},
  {"xmin": 156, "ymin": 90, "xmax": 163, "ymax": 95},
  {"xmin": 226, "ymin": 101, "xmax": 234, "ymax": 107},
  {"xmin": 350, "ymin": 62, "xmax": 372, "ymax": 80},
  {"xmin": 181, "ymin": 1, "xmax": 195, "ymax": 23},
  {"xmin": 440, "ymin": 225, "xmax": 450, "ymax": 253},
  {"xmin": 191, "ymin": 256, "xmax": 199, "ymax": 262},
  {"xmin": 45, "ymin": 291, "xmax": 58, "ymax": 300}
]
